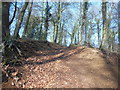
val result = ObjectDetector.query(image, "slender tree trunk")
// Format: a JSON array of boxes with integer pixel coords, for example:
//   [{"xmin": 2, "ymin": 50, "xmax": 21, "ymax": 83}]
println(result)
[
  {"xmin": 118, "ymin": 1, "xmax": 120, "ymax": 52},
  {"xmin": 80, "ymin": 18, "xmax": 84, "ymax": 45},
  {"xmin": 108, "ymin": 30, "xmax": 113, "ymax": 51},
  {"xmin": 29, "ymin": 25, "xmax": 35, "ymax": 39},
  {"xmin": 106, "ymin": 18, "xmax": 111, "ymax": 49},
  {"xmin": 60, "ymin": 23, "xmax": 64, "ymax": 45},
  {"xmin": 0, "ymin": 2, "xmax": 2, "ymax": 42},
  {"xmin": 44, "ymin": 1, "xmax": 49, "ymax": 40},
  {"xmin": 97, "ymin": 19, "xmax": 100, "ymax": 47},
  {"xmin": 9, "ymin": 2, "xmax": 17, "ymax": 25},
  {"xmin": 14, "ymin": 1, "xmax": 29, "ymax": 39},
  {"xmin": 38, "ymin": 1, "xmax": 44, "ymax": 40},
  {"xmin": 78, "ymin": 29, "xmax": 80, "ymax": 44},
  {"xmin": 22, "ymin": 1, "xmax": 33, "ymax": 38},
  {"xmin": 75, "ymin": 35, "xmax": 77, "ymax": 44},
  {"xmin": 58, "ymin": 23, "xmax": 64, "ymax": 45},
  {"xmin": 88, "ymin": 21, "xmax": 93, "ymax": 44},
  {"xmin": 79, "ymin": 2, "xmax": 83, "ymax": 45},
  {"xmin": 63, "ymin": 31, "xmax": 67, "ymax": 46},
  {"xmin": 79, "ymin": 1, "xmax": 88, "ymax": 45},
  {"xmin": 53, "ymin": 22, "xmax": 56, "ymax": 43},
  {"xmin": 58, "ymin": 4, "xmax": 63, "ymax": 45},
  {"xmin": 55, "ymin": 2, "xmax": 60, "ymax": 43},
  {"xmin": 111, "ymin": 31, "xmax": 115, "ymax": 51},
  {"xmin": 83, "ymin": 1, "xmax": 88, "ymax": 43},
  {"xmin": 100, "ymin": 0, "xmax": 107, "ymax": 49},
  {"xmin": 2, "ymin": 2, "xmax": 10, "ymax": 41},
  {"xmin": 58, "ymin": 21, "xmax": 62, "ymax": 44},
  {"xmin": 55, "ymin": 25, "xmax": 59, "ymax": 43}
]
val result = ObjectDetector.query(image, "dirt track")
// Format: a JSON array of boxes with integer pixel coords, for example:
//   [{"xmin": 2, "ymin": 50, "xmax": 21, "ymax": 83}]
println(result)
[
  {"xmin": 2, "ymin": 44, "xmax": 119, "ymax": 88},
  {"xmin": 45, "ymin": 47, "xmax": 118, "ymax": 88}
]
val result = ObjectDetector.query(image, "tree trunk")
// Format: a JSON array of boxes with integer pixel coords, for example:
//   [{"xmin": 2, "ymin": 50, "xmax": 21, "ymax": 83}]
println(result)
[
  {"xmin": 79, "ymin": 2, "xmax": 83, "ymax": 45},
  {"xmin": 83, "ymin": 1, "xmax": 88, "ymax": 43},
  {"xmin": 14, "ymin": 1, "xmax": 29, "ymax": 39},
  {"xmin": 2, "ymin": 2, "xmax": 10, "ymax": 41},
  {"xmin": 22, "ymin": 1, "xmax": 33, "ymax": 38},
  {"xmin": 118, "ymin": 1, "xmax": 120, "ymax": 52},
  {"xmin": 80, "ymin": 18, "xmax": 84, "ymax": 45},
  {"xmin": 38, "ymin": 1, "xmax": 44, "ymax": 40},
  {"xmin": 55, "ymin": 2, "xmax": 61, "ymax": 43},
  {"xmin": 9, "ymin": 2, "xmax": 17, "ymax": 25},
  {"xmin": 79, "ymin": 1, "xmax": 88, "ymax": 45},
  {"xmin": 58, "ymin": 23, "xmax": 64, "ymax": 45},
  {"xmin": 44, "ymin": 1, "xmax": 49, "ymax": 40},
  {"xmin": 88, "ymin": 21, "xmax": 93, "ymax": 45},
  {"xmin": 53, "ymin": 21, "xmax": 56, "ymax": 42},
  {"xmin": 100, "ymin": 0, "xmax": 107, "ymax": 49},
  {"xmin": 63, "ymin": 31, "xmax": 67, "ymax": 46},
  {"xmin": 97, "ymin": 19, "xmax": 100, "ymax": 47},
  {"xmin": 0, "ymin": 2, "xmax": 2, "ymax": 42}
]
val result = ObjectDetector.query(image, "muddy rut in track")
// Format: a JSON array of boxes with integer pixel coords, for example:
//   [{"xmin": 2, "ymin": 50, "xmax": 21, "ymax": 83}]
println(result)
[{"xmin": 2, "ymin": 40, "xmax": 119, "ymax": 88}]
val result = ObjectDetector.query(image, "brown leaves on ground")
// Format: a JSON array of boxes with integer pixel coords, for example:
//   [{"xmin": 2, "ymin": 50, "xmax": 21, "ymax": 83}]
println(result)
[{"xmin": 2, "ymin": 40, "xmax": 120, "ymax": 88}]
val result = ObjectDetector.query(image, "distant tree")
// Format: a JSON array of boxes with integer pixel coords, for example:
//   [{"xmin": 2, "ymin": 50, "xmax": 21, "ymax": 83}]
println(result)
[
  {"xmin": 108, "ymin": 30, "xmax": 116, "ymax": 51},
  {"xmin": 63, "ymin": 30, "xmax": 67, "ymax": 46},
  {"xmin": 27, "ymin": 15, "xmax": 40, "ymax": 39},
  {"xmin": 52, "ymin": 18, "xmax": 57, "ymax": 42},
  {"xmin": 96, "ymin": 19, "xmax": 100, "ymax": 47},
  {"xmin": 106, "ymin": 13, "xmax": 112, "ymax": 50},
  {"xmin": 69, "ymin": 21, "xmax": 79, "ymax": 45},
  {"xmin": 88, "ymin": 21, "xmax": 93, "ymax": 45},
  {"xmin": 58, "ymin": 23, "xmax": 64, "ymax": 45}
]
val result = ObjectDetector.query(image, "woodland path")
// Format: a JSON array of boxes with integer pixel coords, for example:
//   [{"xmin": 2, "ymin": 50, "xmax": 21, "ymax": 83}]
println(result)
[
  {"xmin": 2, "ymin": 44, "xmax": 118, "ymax": 88},
  {"xmin": 44, "ymin": 47, "xmax": 118, "ymax": 88}
]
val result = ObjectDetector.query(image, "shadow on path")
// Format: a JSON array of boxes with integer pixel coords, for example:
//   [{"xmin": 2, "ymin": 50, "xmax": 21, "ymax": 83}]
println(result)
[{"xmin": 22, "ymin": 47, "xmax": 85, "ymax": 66}]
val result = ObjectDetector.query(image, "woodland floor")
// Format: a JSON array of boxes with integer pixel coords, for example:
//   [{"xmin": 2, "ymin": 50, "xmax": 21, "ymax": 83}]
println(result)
[{"xmin": 2, "ymin": 39, "xmax": 120, "ymax": 88}]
